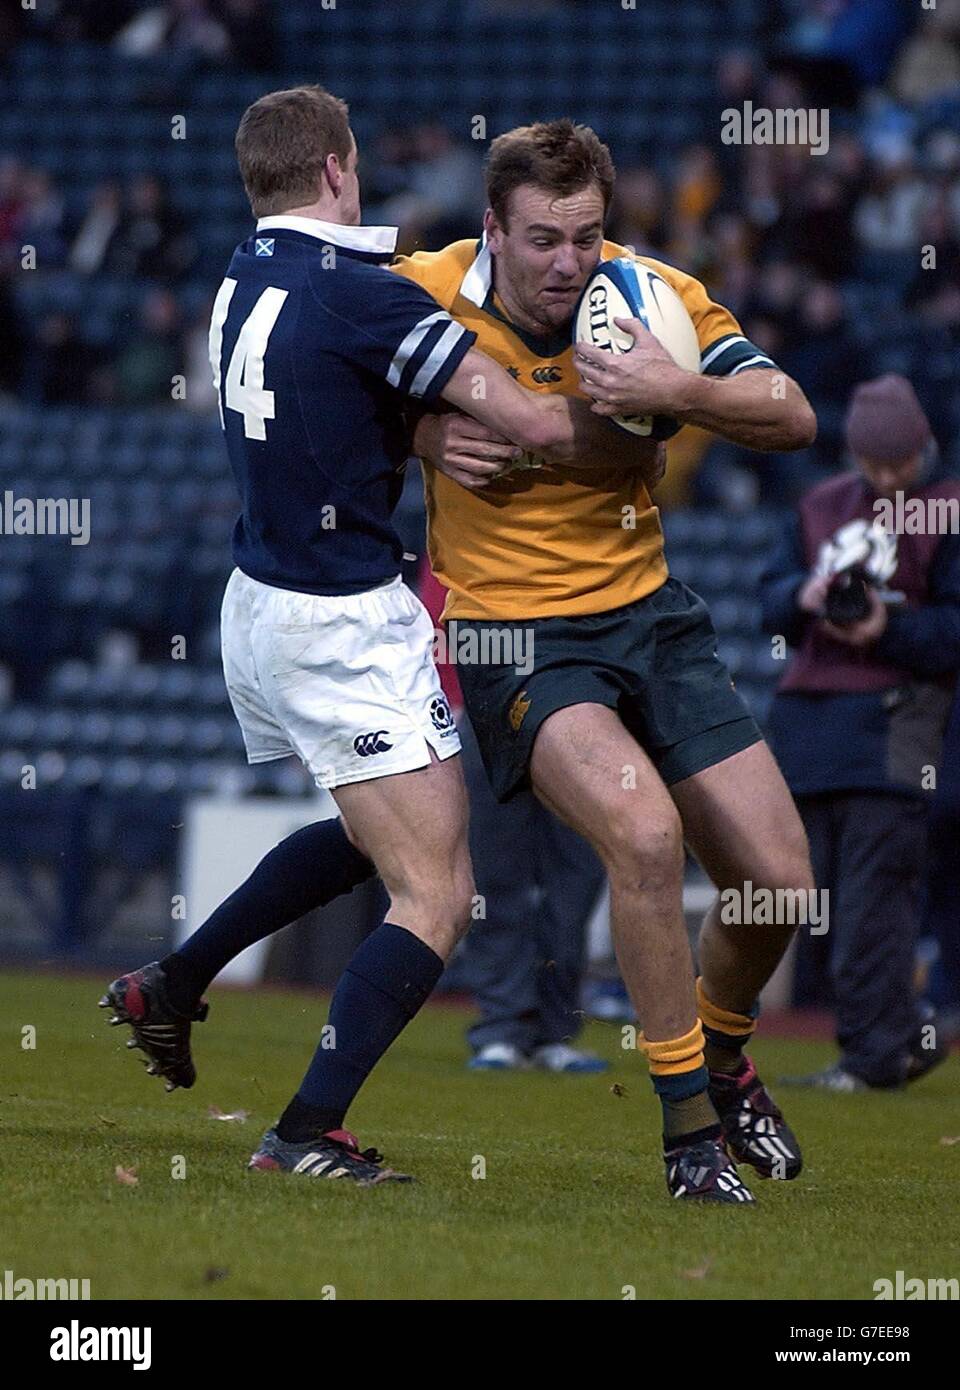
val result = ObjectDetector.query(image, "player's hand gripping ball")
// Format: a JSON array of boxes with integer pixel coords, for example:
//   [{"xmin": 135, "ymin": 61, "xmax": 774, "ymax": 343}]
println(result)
[{"xmin": 573, "ymin": 257, "xmax": 701, "ymax": 439}]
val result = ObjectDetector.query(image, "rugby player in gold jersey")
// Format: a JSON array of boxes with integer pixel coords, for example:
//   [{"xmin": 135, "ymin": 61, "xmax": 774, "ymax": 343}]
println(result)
[{"xmin": 395, "ymin": 119, "xmax": 816, "ymax": 1202}]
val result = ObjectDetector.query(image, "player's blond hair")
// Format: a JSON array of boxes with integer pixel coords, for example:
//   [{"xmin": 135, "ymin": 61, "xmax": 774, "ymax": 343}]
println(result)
[{"xmin": 235, "ymin": 85, "xmax": 352, "ymax": 217}]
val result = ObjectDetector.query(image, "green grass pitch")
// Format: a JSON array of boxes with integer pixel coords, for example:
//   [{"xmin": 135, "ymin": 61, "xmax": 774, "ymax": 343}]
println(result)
[{"xmin": 1, "ymin": 970, "xmax": 957, "ymax": 1301}]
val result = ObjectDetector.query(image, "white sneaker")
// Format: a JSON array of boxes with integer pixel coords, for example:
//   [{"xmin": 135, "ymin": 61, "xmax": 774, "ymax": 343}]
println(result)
[
  {"xmin": 532, "ymin": 1043, "xmax": 609, "ymax": 1074},
  {"xmin": 467, "ymin": 1043, "xmax": 532, "ymax": 1071}
]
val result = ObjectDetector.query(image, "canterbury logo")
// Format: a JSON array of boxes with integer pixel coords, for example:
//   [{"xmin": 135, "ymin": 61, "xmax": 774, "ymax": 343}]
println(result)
[
  {"xmin": 508, "ymin": 691, "xmax": 531, "ymax": 731},
  {"xmin": 532, "ymin": 366, "xmax": 562, "ymax": 383},
  {"xmin": 353, "ymin": 731, "xmax": 392, "ymax": 757}
]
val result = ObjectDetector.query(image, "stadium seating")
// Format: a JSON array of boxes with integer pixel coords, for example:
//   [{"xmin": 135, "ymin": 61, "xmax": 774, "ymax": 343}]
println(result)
[
  {"xmin": 2, "ymin": 0, "xmax": 956, "ymax": 953},
  {"xmin": 0, "ymin": 0, "xmax": 766, "ymax": 238},
  {"xmin": 0, "ymin": 388, "xmax": 782, "ymax": 812}
]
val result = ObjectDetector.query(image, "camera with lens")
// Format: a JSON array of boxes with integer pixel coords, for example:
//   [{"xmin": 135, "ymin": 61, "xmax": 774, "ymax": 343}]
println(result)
[
  {"xmin": 824, "ymin": 564, "xmax": 872, "ymax": 626},
  {"xmin": 815, "ymin": 520, "xmax": 899, "ymax": 628}
]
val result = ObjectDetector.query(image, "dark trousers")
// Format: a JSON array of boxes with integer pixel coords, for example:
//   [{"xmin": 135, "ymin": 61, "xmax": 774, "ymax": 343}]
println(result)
[
  {"xmin": 923, "ymin": 688, "xmax": 960, "ymax": 1010},
  {"xmin": 795, "ymin": 791, "xmax": 926, "ymax": 1086},
  {"xmin": 452, "ymin": 716, "xmax": 605, "ymax": 1053}
]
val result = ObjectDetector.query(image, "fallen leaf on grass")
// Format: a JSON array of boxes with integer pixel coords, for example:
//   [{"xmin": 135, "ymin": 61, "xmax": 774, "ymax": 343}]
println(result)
[
  {"xmin": 681, "ymin": 1259, "xmax": 712, "ymax": 1280},
  {"xmin": 208, "ymin": 1105, "xmax": 249, "ymax": 1123},
  {"xmin": 96, "ymin": 1115, "xmax": 117, "ymax": 1127},
  {"xmin": 114, "ymin": 1165, "xmax": 139, "ymax": 1187},
  {"xmin": 939, "ymin": 1136, "xmax": 960, "ymax": 1146}
]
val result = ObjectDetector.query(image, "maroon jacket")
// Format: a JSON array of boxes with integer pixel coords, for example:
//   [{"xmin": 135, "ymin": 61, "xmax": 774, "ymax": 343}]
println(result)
[
  {"xmin": 777, "ymin": 472, "xmax": 960, "ymax": 693},
  {"xmin": 759, "ymin": 465, "xmax": 960, "ymax": 795}
]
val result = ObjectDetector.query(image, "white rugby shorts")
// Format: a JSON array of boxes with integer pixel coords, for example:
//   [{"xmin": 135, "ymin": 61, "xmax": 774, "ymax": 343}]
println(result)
[{"xmin": 220, "ymin": 568, "xmax": 460, "ymax": 789}]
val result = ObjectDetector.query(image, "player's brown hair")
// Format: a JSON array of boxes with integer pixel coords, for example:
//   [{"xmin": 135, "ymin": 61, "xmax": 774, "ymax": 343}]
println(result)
[
  {"xmin": 485, "ymin": 119, "xmax": 615, "ymax": 228},
  {"xmin": 235, "ymin": 85, "xmax": 352, "ymax": 217}
]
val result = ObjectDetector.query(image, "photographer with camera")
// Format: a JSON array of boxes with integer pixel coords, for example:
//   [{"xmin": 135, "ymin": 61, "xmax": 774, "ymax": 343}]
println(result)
[{"xmin": 760, "ymin": 374, "xmax": 960, "ymax": 1091}]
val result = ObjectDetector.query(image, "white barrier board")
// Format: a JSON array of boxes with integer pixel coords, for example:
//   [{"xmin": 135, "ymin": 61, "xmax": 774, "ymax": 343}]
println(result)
[{"xmin": 178, "ymin": 794, "xmax": 335, "ymax": 985}]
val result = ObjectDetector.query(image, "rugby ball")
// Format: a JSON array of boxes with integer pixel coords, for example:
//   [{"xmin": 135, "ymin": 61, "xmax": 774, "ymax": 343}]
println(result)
[{"xmin": 573, "ymin": 257, "xmax": 701, "ymax": 439}]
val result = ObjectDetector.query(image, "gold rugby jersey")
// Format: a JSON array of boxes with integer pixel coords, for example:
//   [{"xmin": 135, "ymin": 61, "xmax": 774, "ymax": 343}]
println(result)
[{"xmin": 391, "ymin": 238, "xmax": 774, "ymax": 621}]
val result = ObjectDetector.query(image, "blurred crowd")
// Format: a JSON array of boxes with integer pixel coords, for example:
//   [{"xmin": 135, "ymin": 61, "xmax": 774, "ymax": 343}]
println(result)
[
  {"xmin": 2, "ymin": 0, "xmax": 596, "ymax": 58},
  {"xmin": 0, "ymin": 0, "xmax": 958, "ymax": 497},
  {"xmin": 0, "ymin": 167, "xmax": 211, "ymax": 408},
  {"xmin": 3, "ymin": 0, "xmax": 278, "ymax": 69}
]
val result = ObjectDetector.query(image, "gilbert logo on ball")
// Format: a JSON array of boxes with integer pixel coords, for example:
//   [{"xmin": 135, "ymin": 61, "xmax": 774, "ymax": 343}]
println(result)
[{"xmin": 573, "ymin": 257, "xmax": 700, "ymax": 439}]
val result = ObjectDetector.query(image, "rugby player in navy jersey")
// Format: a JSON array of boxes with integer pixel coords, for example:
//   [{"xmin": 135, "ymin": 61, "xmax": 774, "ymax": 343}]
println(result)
[{"xmin": 99, "ymin": 86, "xmax": 660, "ymax": 1184}]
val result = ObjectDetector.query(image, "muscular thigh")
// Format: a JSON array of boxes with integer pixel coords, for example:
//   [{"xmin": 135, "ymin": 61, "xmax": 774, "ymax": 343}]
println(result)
[
  {"xmin": 529, "ymin": 702, "xmax": 679, "ymax": 855},
  {"xmin": 333, "ymin": 752, "xmax": 471, "ymax": 898},
  {"xmin": 669, "ymin": 739, "xmax": 811, "ymax": 890}
]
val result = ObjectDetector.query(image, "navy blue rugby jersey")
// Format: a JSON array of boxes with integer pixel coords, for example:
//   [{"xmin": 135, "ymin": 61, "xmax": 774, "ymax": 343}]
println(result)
[{"xmin": 209, "ymin": 216, "xmax": 476, "ymax": 594}]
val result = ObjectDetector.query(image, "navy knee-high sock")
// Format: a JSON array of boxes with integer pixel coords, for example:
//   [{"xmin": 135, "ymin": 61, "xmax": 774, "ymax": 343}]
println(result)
[
  {"xmin": 161, "ymin": 819, "xmax": 375, "ymax": 1009},
  {"xmin": 277, "ymin": 922, "xmax": 444, "ymax": 1141}
]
